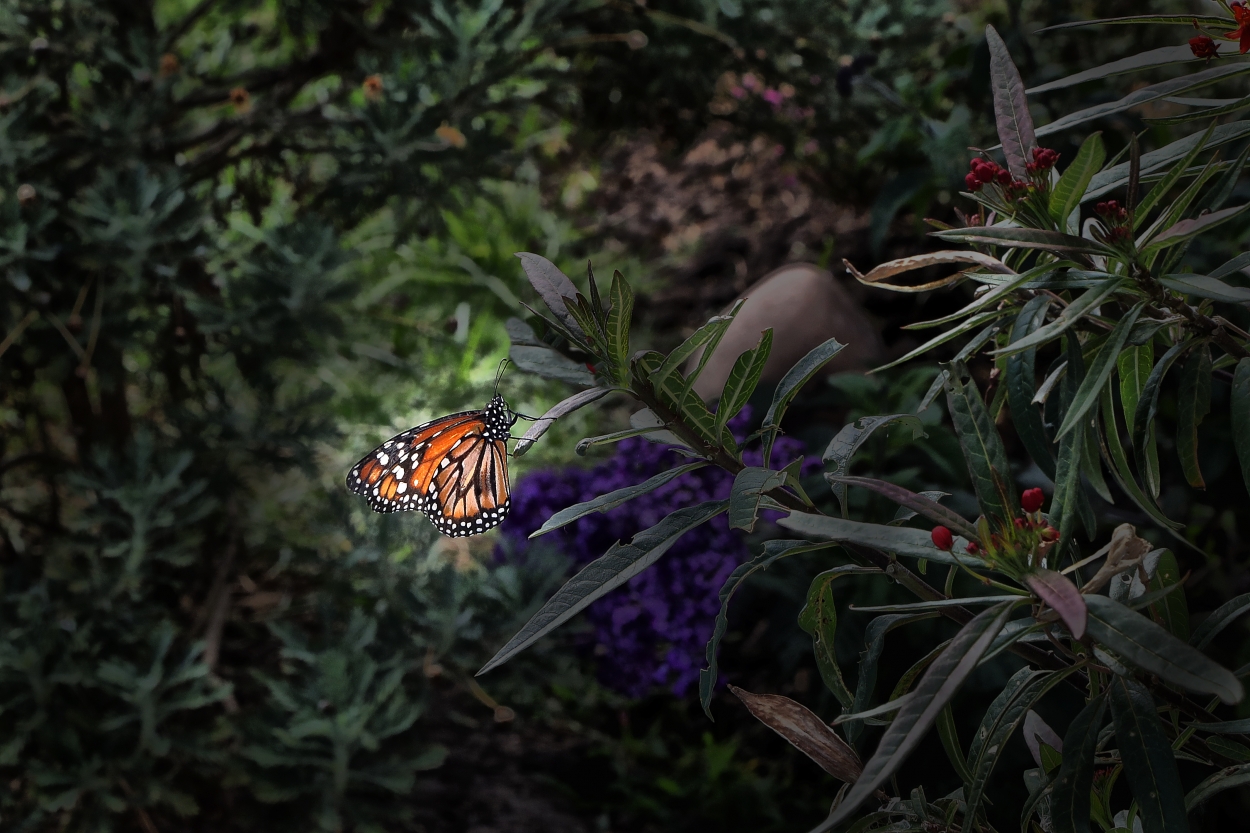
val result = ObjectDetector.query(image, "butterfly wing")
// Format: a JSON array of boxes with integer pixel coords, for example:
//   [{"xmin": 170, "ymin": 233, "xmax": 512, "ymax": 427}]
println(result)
[
  {"xmin": 346, "ymin": 410, "xmax": 511, "ymax": 537},
  {"xmin": 428, "ymin": 435, "xmax": 510, "ymax": 537}
]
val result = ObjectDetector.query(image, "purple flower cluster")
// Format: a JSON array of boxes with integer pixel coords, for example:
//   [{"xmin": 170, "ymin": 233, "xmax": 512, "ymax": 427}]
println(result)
[{"xmin": 497, "ymin": 409, "xmax": 813, "ymax": 698}]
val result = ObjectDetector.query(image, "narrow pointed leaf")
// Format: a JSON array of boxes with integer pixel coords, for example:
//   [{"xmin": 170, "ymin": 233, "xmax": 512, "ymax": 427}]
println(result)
[
  {"xmin": 1186, "ymin": 763, "xmax": 1250, "ymax": 811},
  {"xmin": 993, "ymin": 280, "xmax": 1125, "ymax": 358},
  {"xmin": 1134, "ymin": 123, "xmax": 1215, "ymax": 228},
  {"xmin": 1099, "ymin": 384, "xmax": 1185, "ymax": 533},
  {"xmin": 715, "ymin": 328, "xmax": 773, "ymax": 434},
  {"xmin": 531, "ymin": 463, "xmax": 706, "ymax": 537},
  {"xmin": 963, "ymin": 668, "xmax": 1077, "ymax": 832},
  {"xmin": 731, "ymin": 687, "xmax": 863, "ymax": 783},
  {"xmin": 1049, "ymin": 694, "xmax": 1107, "ymax": 833},
  {"xmin": 798, "ymin": 565, "xmax": 878, "ymax": 709},
  {"xmin": 1026, "ymin": 570, "xmax": 1087, "ymax": 639},
  {"xmin": 1050, "ymin": 133, "xmax": 1106, "ymax": 228},
  {"xmin": 944, "ymin": 366, "xmax": 1017, "ymax": 523},
  {"xmin": 810, "ymin": 602, "xmax": 1016, "ymax": 833},
  {"xmin": 654, "ymin": 301, "xmax": 743, "ymax": 391},
  {"xmin": 1177, "ymin": 344, "xmax": 1212, "ymax": 489},
  {"xmin": 823, "ymin": 415, "xmax": 926, "ymax": 517},
  {"xmin": 479, "ymin": 501, "xmax": 727, "ymax": 675},
  {"xmin": 1057, "ymin": 302, "xmax": 1145, "ymax": 439},
  {"xmin": 934, "ymin": 225, "xmax": 1111, "ymax": 255},
  {"xmin": 845, "ymin": 613, "xmax": 939, "ymax": 744},
  {"xmin": 1086, "ymin": 121, "xmax": 1250, "ymax": 203},
  {"xmin": 987, "ymin": 25, "xmax": 1036, "ymax": 178},
  {"xmin": 606, "ymin": 270, "xmax": 634, "ymax": 381},
  {"xmin": 1159, "ymin": 273, "xmax": 1250, "ymax": 303},
  {"xmin": 510, "ymin": 344, "xmax": 597, "ymax": 386},
  {"xmin": 825, "ymin": 475, "xmax": 978, "ymax": 540},
  {"xmin": 1146, "ymin": 204, "xmax": 1250, "ymax": 252},
  {"xmin": 516, "ymin": 252, "xmax": 583, "ymax": 339},
  {"xmin": 1191, "ymin": 592, "xmax": 1250, "ymax": 650},
  {"xmin": 1084, "ymin": 594, "xmax": 1243, "ymax": 704},
  {"xmin": 729, "ymin": 466, "xmax": 789, "ymax": 532},
  {"xmin": 1118, "ymin": 342, "xmax": 1154, "ymax": 437},
  {"xmin": 831, "ymin": 693, "xmax": 916, "ymax": 725},
  {"xmin": 1235, "ymin": 360, "xmax": 1250, "ymax": 498},
  {"xmin": 1133, "ymin": 340, "xmax": 1192, "ymax": 499},
  {"xmin": 762, "ymin": 337, "xmax": 845, "ymax": 464},
  {"xmin": 778, "ymin": 512, "xmax": 982, "ymax": 567},
  {"xmin": 1145, "ymin": 550, "xmax": 1189, "ymax": 640},
  {"xmin": 513, "ymin": 387, "xmax": 611, "ymax": 457},
  {"xmin": 701, "ymin": 541, "xmax": 845, "ymax": 716},
  {"xmin": 1109, "ymin": 675, "xmax": 1190, "ymax": 833},
  {"xmin": 1028, "ymin": 45, "xmax": 1200, "ymax": 94},
  {"xmin": 1008, "ymin": 296, "xmax": 1057, "ymax": 480}
]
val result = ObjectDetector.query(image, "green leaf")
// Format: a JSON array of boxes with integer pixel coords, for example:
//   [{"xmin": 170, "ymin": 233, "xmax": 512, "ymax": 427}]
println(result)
[
  {"xmin": 1145, "ymin": 204, "xmax": 1250, "ymax": 253},
  {"xmin": 1035, "ymin": 62, "xmax": 1250, "ymax": 140},
  {"xmin": 1099, "ymin": 384, "xmax": 1185, "ymax": 533},
  {"xmin": 530, "ymin": 463, "xmax": 706, "ymax": 537},
  {"xmin": 826, "ymin": 475, "xmax": 978, "ymax": 541},
  {"xmin": 1118, "ymin": 342, "xmax": 1154, "ymax": 437},
  {"xmin": 1050, "ymin": 133, "xmax": 1106, "ymax": 229},
  {"xmin": 777, "ymin": 512, "xmax": 981, "ymax": 567},
  {"xmin": 986, "ymin": 24, "xmax": 1037, "ymax": 179},
  {"xmin": 1008, "ymin": 296, "xmax": 1057, "ymax": 480},
  {"xmin": 1027, "ymin": 45, "xmax": 1199, "ymax": 95},
  {"xmin": 1186, "ymin": 762, "xmax": 1250, "ymax": 811},
  {"xmin": 873, "ymin": 311, "xmax": 1001, "ymax": 373},
  {"xmin": 1235, "ymin": 359, "xmax": 1250, "ymax": 499},
  {"xmin": 478, "ymin": 501, "xmax": 728, "ymax": 675},
  {"xmin": 798, "ymin": 565, "xmax": 877, "ymax": 710},
  {"xmin": 652, "ymin": 301, "xmax": 743, "ymax": 399},
  {"xmin": 851, "ymin": 596, "xmax": 1021, "ymax": 613},
  {"xmin": 1191, "ymin": 592, "xmax": 1250, "ymax": 650},
  {"xmin": 1133, "ymin": 340, "xmax": 1192, "ymax": 500},
  {"xmin": 1026, "ymin": 570, "xmax": 1087, "ymax": 639},
  {"xmin": 963, "ymin": 668, "xmax": 1077, "ymax": 832},
  {"xmin": 1049, "ymin": 694, "xmax": 1108, "ymax": 833},
  {"xmin": 1038, "ymin": 14, "xmax": 1236, "ymax": 32},
  {"xmin": 934, "ymin": 225, "xmax": 1112, "ymax": 256},
  {"xmin": 1177, "ymin": 343, "xmax": 1212, "ymax": 489},
  {"xmin": 937, "ymin": 704, "xmax": 973, "ymax": 787},
  {"xmin": 1147, "ymin": 92, "xmax": 1250, "ymax": 125},
  {"xmin": 516, "ymin": 252, "xmax": 584, "ymax": 340},
  {"xmin": 715, "ymin": 328, "xmax": 773, "ymax": 436},
  {"xmin": 831, "ymin": 693, "xmax": 916, "ymax": 726},
  {"xmin": 1159, "ymin": 273, "xmax": 1250, "ymax": 303},
  {"xmin": 1086, "ymin": 121, "xmax": 1250, "ymax": 203},
  {"xmin": 729, "ymin": 466, "xmax": 789, "ymax": 533},
  {"xmin": 606, "ymin": 269, "xmax": 634, "ymax": 381},
  {"xmin": 992, "ymin": 279, "xmax": 1125, "ymax": 358},
  {"xmin": 575, "ymin": 424, "xmax": 693, "ymax": 456},
  {"xmin": 1108, "ymin": 676, "xmax": 1190, "ymax": 833},
  {"xmin": 822, "ymin": 414, "xmax": 926, "ymax": 517},
  {"xmin": 762, "ymin": 337, "xmax": 845, "ymax": 465},
  {"xmin": 1084, "ymin": 594, "xmax": 1244, "ymax": 704},
  {"xmin": 510, "ymin": 344, "xmax": 597, "ymax": 387},
  {"xmin": 1057, "ymin": 302, "xmax": 1145, "ymax": 439},
  {"xmin": 943, "ymin": 366, "xmax": 1017, "ymax": 523},
  {"xmin": 845, "ymin": 613, "xmax": 939, "ymax": 744},
  {"xmin": 905, "ymin": 262, "xmax": 1070, "ymax": 331},
  {"xmin": 811, "ymin": 602, "xmax": 1017, "ymax": 833},
  {"xmin": 700, "ymin": 540, "xmax": 845, "ymax": 717},
  {"xmin": 1051, "ymin": 411, "xmax": 1085, "ymax": 547},
  {"xmin": 513, "ymin": 387, "xmax": 610, "ymax": 457},
  {"xmin": 1188, "ymin": 717, "xmax": 1250, "ymax": 734},
  {"xmin": 565, "ymin": 292, "xmax": 608, "ymax": 354},
  {"xmin": 1133, "ymin": 122, "xmax": 1215, "ymax": 229},
  {"xmin": 1211, "ymin": 250, "xmax": 1250, "ymax": 280},
  {"xmin": 1145, "ymin": 550, "xmax": 1189, "ymax": 641}
]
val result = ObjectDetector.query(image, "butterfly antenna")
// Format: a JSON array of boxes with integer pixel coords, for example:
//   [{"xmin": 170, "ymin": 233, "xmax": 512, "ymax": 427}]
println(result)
[{"xmin": 494, "ymin": 357, "xmax": 511, "ymax": 395}]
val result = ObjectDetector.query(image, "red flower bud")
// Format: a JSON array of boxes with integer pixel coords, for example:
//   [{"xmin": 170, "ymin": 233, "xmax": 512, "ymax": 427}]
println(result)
[
  {"xmin": 1190, "ymin": 36, "xmax": 1220, "ymax": 59},
  {"xmin": 931, "ymin": 526, "xmax": 954, "ymax": 551},
  {"xmin": 996, "ymin": 169, "xmax": 1012, "ymax": 185},
  {"xmin": 1039, "ymin": 525, "xmax": 1059, "ymax": 542},
  {"xmin": 1021, "ymin": 487, "xmax": 1045, "ymax": 513},
  {"xmin": 966, "ymin": 541, "xmax": 980, "ymax": 555},
  {"xmin": 1031, "ymin": 147, "xmax": 1059, "ymax": 171},
  {"xmin": 965, "ymin": 172, "xmax": 983, "ymax": 192}
]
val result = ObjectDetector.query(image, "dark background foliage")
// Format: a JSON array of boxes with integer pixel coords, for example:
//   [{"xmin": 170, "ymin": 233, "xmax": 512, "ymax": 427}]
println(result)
[{"xmin": 2, "ymin": 0, "xmax": 1247, "ymax": 831}]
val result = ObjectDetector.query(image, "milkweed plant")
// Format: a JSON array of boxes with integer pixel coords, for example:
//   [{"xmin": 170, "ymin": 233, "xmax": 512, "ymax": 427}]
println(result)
[{"xmin": 481, "ymin": 8, "xmax": 1250, "ymax": 833}]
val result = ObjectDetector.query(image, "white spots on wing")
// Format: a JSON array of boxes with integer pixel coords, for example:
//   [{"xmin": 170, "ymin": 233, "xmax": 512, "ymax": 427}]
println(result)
[
  {"xmin": 391, "ymin": 465, "xmax": 403, "ymax": 477},
  {"xmin": 396, "ymin": 482, "xmax": 407, "ymax": 494},
  {"xmin": 377, "ymin": 453, "xmax": 389, "ymax": 466}
]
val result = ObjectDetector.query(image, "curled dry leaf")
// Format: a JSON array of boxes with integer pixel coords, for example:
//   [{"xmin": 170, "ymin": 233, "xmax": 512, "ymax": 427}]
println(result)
[
  {"xmin": 1079, "ymin": 523, "xmax": 1153, "ymax": 594},
  {"xmin": 729, "ymin": 686, "xmax": 862, "ymax": 783},
  {"xmin": 843, "ymin": 251, "xmax": 1012, "ymax": 293}
]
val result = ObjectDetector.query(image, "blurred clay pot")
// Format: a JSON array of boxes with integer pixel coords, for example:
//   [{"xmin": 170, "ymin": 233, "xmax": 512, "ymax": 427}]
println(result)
[{"xmin": 688, "ymin": 262, "xmax": 883, "ymax": 401}]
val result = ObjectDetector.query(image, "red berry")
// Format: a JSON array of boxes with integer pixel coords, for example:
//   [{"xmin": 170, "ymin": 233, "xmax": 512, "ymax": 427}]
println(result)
[
  {"xmin": 931, "ymin": 526, "xmax": 954, "ymax": 551},
  {"xmin": 1021, "ymin": 487, "xmax": 1045, "ymax": 513}
]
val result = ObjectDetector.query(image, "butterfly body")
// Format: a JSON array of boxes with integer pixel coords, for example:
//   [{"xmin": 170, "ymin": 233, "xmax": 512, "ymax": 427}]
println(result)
[{"xmin": 346, "ymin": 395, "xmax": 516, "ymax": 537}]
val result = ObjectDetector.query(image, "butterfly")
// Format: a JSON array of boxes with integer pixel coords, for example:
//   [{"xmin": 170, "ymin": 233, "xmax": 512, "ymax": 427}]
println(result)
[{"xmin": 346, "ymin": 394, "xmax": 518, "ymax": 537}]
